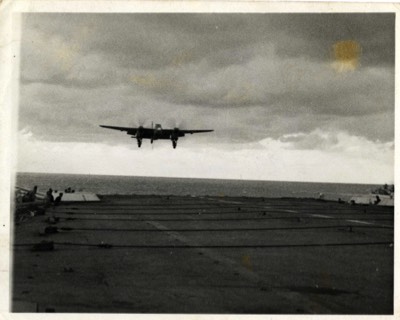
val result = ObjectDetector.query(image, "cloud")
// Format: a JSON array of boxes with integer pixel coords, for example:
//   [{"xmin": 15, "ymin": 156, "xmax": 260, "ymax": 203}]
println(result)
[
  {"xmin": 22, "ymin": 13, "xmax": 394, "ymax": 72},
  {"xmin": 19, "ymin": 41, "xmax": 394, "ymax": 143},
  {"xmin": 16, "ymin": 13, "xmax": 394, "ymax": 182},
  {"xmin": 17, "ymin": 129, "xmax": 393, "ymax": 184},
  {"xmin": 279, "ymin": 128, "xmax": 394, "ymax": 157},
  {"xmin": 280, "ymin": 130, "xmax": 339, "ymax": 150}
]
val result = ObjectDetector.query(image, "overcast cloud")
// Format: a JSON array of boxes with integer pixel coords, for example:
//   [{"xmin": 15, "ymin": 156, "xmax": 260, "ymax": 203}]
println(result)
[{"xmin": 17, "ymin": 13, "xmax": 394, "ymax": 183}]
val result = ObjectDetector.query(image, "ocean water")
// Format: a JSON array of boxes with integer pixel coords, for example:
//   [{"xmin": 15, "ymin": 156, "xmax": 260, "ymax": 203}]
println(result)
[{"xmin": 15, "ymin": 172, "xmax": 380, "ymax": 201}]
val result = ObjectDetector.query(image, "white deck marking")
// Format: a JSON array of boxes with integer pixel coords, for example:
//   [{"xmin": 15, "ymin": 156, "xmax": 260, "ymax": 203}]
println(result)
[
  {"xmin": 290, "ymin": 212, "xmax": 391, "ymax": 228},
  {"xmin": 346, "ymin": 219, "xmax": 374, "ymax": 225},
  {"xmin": 216, "ymin": 199, "xmax": 242, "ymax": 205},
  {"xmin": 311, "ymin": 214, "xmax": 333, "ymax": 219},
  {"xmin": 346, "ymin": 219, "xmax": 392, "ymax": 228}
]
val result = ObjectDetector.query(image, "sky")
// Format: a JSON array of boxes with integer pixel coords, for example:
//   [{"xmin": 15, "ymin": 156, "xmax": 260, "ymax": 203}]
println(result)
[{"xmin": 16, "ymin": 13, "xmax": 394, "ymax": 184}]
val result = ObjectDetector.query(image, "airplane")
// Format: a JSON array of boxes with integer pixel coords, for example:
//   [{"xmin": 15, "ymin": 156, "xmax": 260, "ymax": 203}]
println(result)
[{"xmin": 100, "ymin": 123, "xmax": 214, "ymax": 148}]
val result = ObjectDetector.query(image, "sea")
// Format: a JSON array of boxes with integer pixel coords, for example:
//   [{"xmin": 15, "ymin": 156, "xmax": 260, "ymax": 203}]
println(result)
[{"xmin": 15, "ymin": 172, "xmax": 381, "ymax": 202}]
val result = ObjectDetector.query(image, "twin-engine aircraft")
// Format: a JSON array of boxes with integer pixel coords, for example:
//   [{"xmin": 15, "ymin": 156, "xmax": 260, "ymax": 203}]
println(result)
[{"xmin": 100, "ymin": 123, "xmax": 214, "ymax": 148}]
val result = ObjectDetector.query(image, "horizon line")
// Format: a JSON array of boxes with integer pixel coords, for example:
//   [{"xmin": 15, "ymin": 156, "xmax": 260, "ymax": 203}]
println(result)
[{"xmin": 15, "ymin": 171, "xmax": 389, "ymax": 186}]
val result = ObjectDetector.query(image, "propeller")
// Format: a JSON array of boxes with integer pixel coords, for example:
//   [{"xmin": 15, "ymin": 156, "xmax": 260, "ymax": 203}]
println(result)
[{"xmin": 135, "ymin": 117, "xmax": 147, "ymax": 127}]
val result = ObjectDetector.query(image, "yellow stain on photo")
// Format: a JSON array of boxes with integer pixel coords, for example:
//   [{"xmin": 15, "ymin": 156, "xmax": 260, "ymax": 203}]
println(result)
[{"xmin": 332, "ymin": 40, "xmax": 361, "ymax": 72}]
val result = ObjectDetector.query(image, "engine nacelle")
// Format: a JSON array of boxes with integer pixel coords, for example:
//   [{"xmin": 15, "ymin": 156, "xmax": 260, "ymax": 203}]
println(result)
[
  {"xmin": 136, "ymin": 126, "xmax": 144, "ymax": 139},
  {"xmin": 171, "ymin": 128, "xmax": 180, "ymax": 141}
]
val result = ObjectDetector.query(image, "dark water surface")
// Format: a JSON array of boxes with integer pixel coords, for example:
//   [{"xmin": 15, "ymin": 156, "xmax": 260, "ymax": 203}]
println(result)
[{"xmin": 15, "ymin": 172, "xmax": 378, "ymax": 201}]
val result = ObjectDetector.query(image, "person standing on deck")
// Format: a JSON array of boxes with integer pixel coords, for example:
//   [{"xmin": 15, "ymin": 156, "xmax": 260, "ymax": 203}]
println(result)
[
  {"xmin": 46, "ymin": 188, "xmax": 54, "ymax": 204},
  {"xmin": 54, "ymin": 193, "xmax": 63, "ymax": 206}
]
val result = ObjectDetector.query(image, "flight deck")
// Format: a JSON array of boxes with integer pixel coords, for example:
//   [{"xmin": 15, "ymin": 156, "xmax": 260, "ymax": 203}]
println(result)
[{"xmin": 12, "ymin": 195, "xmax": 394, "ymax": 314}]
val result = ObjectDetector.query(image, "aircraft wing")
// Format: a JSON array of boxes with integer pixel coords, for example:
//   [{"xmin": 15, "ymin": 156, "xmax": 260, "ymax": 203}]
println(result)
[
  {"xmin": 180, "ymin": 129, "xmax": 214, "ymax": 134},
  {"xmin": 100, "ymin": 125, "xmax": 157, "ymax": 137},
  {"xmin": 100, "ymin": 125, "xmax": 134, "ymax": 132}
]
